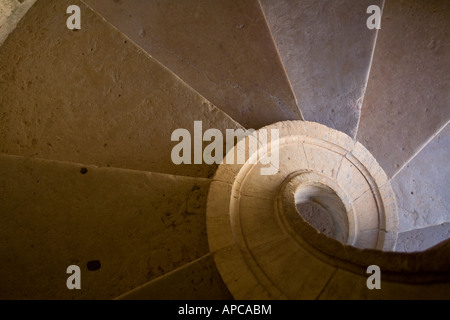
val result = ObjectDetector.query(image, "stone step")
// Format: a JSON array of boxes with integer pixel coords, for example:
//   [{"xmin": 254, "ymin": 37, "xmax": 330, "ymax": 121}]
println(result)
[
  {"xmin": 116, "ymin": 254, "xmax": 232, "ymax": 300},
  {"xmin": 82, "ymin": 0, "xmax": 303, "ymax": 129},
  {"xmin": 260, "ymin": 0, "xmax": 383, "ymax": 138},
  {"xmin": 356, "ymin": 0, "xmax": 450, "ymax": 178},
  {"xmin": 0, "ymin": 0, "xmax": 36, "ymax": 46},
  {"xmin": 0, "ymin": 154, "xmax": 211, "ymax": 299},
  {"xmin": 391, "ymin": 123, "xmax": 449, "ymax": 239},
  {"xmin": 396, "ymin": 223, "xmax": 450, "ymax": 253},
  {"xmin": 0, "ymin": 0, "xmax": 242, "ymax": 179}
]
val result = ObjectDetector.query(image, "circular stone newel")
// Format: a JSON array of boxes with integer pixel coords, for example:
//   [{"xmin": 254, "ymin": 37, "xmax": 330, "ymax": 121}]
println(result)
[
  {"xmin": 206, "ymin": 121, "xmax": 398, "ymax": 299},
  {"xmin": 295, "ymin": 182, "xmax": 348, "ymax": 243}
]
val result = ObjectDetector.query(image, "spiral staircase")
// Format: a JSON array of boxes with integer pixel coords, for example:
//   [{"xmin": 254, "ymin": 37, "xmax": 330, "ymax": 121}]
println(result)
[{"xmin": 0, "ymin": 0, "xmax": 449, "ymax": 299}]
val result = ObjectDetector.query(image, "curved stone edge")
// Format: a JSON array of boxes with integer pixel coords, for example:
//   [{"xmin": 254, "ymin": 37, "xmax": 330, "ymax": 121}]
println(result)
[
  {"xmin": 348, "ymin": 142, "xmax": 399, "ymax": 249},
  {"xmin": 212, "ymin": 120, "xmax": 354, "ymax": 185},
  {"xmin": 288, "ymin": 214, "xmax": 450, "ymax": 283},
  {"xmin": 279, "ymin": 171, "xmax": 358, "ymax": 246},
  {"xmin": 206, "ymin": 121, "xmax": 449, "ymax": 299},
  {"xmin": 211, "ymin": 121, "xmax": 398, "ymax": 250}
]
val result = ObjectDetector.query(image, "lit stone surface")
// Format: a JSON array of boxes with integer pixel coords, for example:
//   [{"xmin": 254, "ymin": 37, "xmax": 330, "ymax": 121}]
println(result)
[
  {"xmin": 207, "ymin": 121, "xmax": 399, "ymax": 299},
  {"xmin": 213, "ymin": 245, "xmax": 277, "ymax": 300},
  {"xmin": 249, "ymin": 237, "xmax": 336, "ymax": 299},
  {"xmin": 0, "ymin": 154, "xmax": 210, "ymax": 299},
  {"xmin": 396, "ymin": 223, "xmax": 450, "ymax": 253},
  {"xmin": 357, "ymin": 0, "xmax": 450, "ymax": 177},
  {"xmin": 239, "ymin": 195, "xmax": 286, "ymax": 249},
  {"xmin": 0, "ymin": 0, "xmax": 16, "ymax": 26},
  {"xmin": 83, "ymin": 0, "xmax": 303, "ymax": 129},
  {"xmin": 391, "ymin": 124, "xmax": 450, "ymax": 233},
  {"xmin": 0, "ymin": 0, "xmax": 36, "ymax": 46},
  {"xmin": 260, "ymin": 0, "xmax": 383, "ymax": 137},
  {"xmin": 336, "ymin": 158, "xmax": 372, "ymax": 200},
  {"xmin": 392, "ymin": 124, "xmax": 450, "ymax": 251},
  {"xmin": 353, "ymin": 190, "xmax": 380, "ymax": 232},
  {"xmin": 0, "ymin": 0, "xmax": 241, "ymax": 178}
]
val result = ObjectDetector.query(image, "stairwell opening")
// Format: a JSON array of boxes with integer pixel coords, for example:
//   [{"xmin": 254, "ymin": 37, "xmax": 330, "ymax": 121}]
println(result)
[{"xmin": 295, "ymin": 183, "xmax": 348, "ymax": 243}]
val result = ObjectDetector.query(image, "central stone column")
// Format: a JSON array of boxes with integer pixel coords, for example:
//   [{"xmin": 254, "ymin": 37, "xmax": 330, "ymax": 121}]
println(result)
[{"xmin": 206, "ymin": 121, "xmax": 398, "ymax": 299}]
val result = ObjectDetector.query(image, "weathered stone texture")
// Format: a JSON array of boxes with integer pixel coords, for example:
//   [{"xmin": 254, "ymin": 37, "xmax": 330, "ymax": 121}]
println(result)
[
  {"xmin": 396, "ymin": 223, "xmax": 450, "ymax": 253},
  {"xmin": 0, "ymin": 0, "xmax": 241, "ymax": 178},
  {"xmin": 84, "ymin": 0, "xmax": 303, "ymax": 129},
  {"xmin": 392, "ymin": 124, "xmax": 450, "ymax": 247},
  {"xmin": 261, "ymin": 0, "xmax": 383, "ymax": 137},
  {"xmin": 357, "ymin": 0, "xmax": 450, "ymax": 177}
]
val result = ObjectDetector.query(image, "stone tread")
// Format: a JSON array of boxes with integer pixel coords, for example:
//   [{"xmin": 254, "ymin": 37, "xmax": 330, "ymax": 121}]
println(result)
[
  {"xmin": 0, "ymin": 0, "xmax": 242, "ymax": 179},
  {"xmin": 0, "ymin": 153, "xmax": 211, "ymax": 299},
  {"xmin": 357, "ymin": 0, "xmax": 450, "ymax": 177},
  {"xmin": 83, "ymin": 0, "xmax": 303, "ymax": 129},
  {"xmin": 260, "ymin": 0, "xmax": 383, "ymax": 138}
]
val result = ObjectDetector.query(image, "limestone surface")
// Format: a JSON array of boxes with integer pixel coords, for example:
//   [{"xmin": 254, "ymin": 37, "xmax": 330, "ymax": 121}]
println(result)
[
  {"xmin": 207, "ymin": 121, "xmax": 400, "ymax": 299},
  {"xmin": 357, "ymin": 0, "xmax": 450, "ymax": 177},
  {"xmin": 392, "ymin": 124, "xmax": 450, "ymax": 249},
  {"xmin": 396, "ymin": 223, "xmax": 450, "ymax": 253},
  {"xmin": 83, "ymin": 0, "xmax": 303, "ymax": 129},
  {"xmin": 0, "ymin": 0, "xmax": 36, "ymax": 46},
  {"xmin": 260, "ymin": 0, "xmax": 383, "ymax": 138},
  {"xmin": 0, "ymin": 0, "xmax": 241, "ymax": 179}
]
